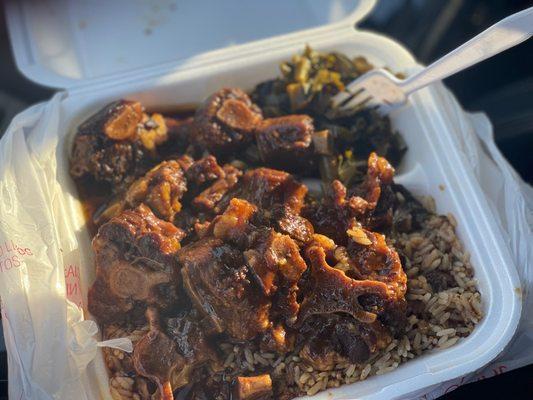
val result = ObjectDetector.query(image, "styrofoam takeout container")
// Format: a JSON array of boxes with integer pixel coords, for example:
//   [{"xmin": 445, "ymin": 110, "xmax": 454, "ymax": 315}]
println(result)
[{"xmin": 2, "ymin": 0, "xmax": 522, "ymax": 399}]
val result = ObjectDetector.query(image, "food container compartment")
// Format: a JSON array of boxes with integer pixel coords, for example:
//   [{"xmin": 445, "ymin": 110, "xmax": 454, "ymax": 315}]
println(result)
[
  {"xmin": 1, "ymin": 0, "xmax": 522, "ymax": 399},
  {"xmin": 56, "ymin": 31, "xmax": 523, "ymax": 400}
]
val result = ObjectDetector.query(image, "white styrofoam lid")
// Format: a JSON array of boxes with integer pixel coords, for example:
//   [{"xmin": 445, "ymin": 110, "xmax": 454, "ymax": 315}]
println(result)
[{"xmin": 5, "ymin": 0, "xmax": 375, "ymax": 89}]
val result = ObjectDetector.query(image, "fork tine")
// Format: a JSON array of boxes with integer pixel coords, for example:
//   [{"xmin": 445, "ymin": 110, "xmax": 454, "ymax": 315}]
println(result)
[
  {"xmin": 363, "ymin": 98, "xmax": 382, "ymax": 109},
  {"xmin": 344, "ymin": 78, "xmax": 366, "ymax": 94},
  {"xmin": 331, "ymin": 75, "xmax": 366, "ymax": 107},
  {"xmin": 339, "ymin": 93, "xmax": 373, "ymax": 111},
  {"xmin": 330, "ymin": 90, "xmax": 353, "ymax": 107},
  {"xmin": 331, "ymin": 87, "xmax": 366, "ymax": 108}
]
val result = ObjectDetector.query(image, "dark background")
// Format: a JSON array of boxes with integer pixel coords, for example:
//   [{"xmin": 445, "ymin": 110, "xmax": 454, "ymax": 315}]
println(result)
[{"xmin": 0, "ymin": 0, "xmax": 532, "ymax": 399}]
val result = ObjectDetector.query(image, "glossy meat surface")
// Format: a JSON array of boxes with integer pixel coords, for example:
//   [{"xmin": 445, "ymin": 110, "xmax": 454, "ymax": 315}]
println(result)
[
  {"xmin": 298, "ymin": 314, "xmax": 391, "ymax": 369},
  {"xmin": 256, "ymin": 115, "xmax": 315, "ymax": 172},
  {"xmin": 133, "ymin": 325, "xmax": 181, "ymax": 400},
  {"xmin": 88, "ymin": 205, "xmax": 184, "ymax": 323},
  {"xmin": 219, "ymin": 167, "xmax": 313, "ymax": 243},
  {"xmin": 185, "ymin": 155, "xmax": 225, "ymax": 186},
  {"xmin": 298, "ymin": 246, "xmax": 390, "ymax": 325},
  {"xmin": 238, "ymin": 168, "xmax": 308, "ymax": 213},
  {"xmin": 125, "ymin": 160, "xmax": 187, "ymax": 222},
  {"xmin": 303, "ymin": 152, "xmax": 395, "ymax": 244},
  {"xmin": 191, "ymin": 88, "xmax": 263, "ymax": 155},
  {"xmin": 179, "ymin": 237, "xmax": 271, "ymax": 340},
  {"xmin": 70, "ymin": 100, "xmax": 170, "ymax": 190},
  {"xmin": 192, "ymin": 164, "xmax": 243, "ymax": 214},
  {"xmin": 79, "ymin": 90, "xmax": 411, "ymax": 400}
]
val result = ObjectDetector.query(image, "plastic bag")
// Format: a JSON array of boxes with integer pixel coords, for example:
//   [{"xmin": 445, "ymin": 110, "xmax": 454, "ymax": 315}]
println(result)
[
  {"xmin": 0, "ymin": 95, "xmax": 130, "ymax": 400},
  {"xmin": 0, "ymin": 87, "xmax": 531, "ymax": 400}
]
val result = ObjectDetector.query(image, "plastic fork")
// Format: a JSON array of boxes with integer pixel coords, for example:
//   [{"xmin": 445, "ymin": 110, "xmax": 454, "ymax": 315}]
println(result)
[{"xmin": 332, "ymin": 6, "xmax": 533, "ymax": 114}]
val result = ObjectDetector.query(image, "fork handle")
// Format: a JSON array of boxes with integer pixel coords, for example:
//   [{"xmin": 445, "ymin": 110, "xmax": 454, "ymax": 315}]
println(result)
[{"xmin": 401, "ymin": 6, "xmax": 533, "ymax": 95}]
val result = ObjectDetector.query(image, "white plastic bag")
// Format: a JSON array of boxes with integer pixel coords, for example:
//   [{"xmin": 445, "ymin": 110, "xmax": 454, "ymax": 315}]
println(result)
[
  {"xmin": 0, "ymin": 95, "xmax": 130, "ymax": 400},
  {"xmin": 0, "ymin": 87, "xmax": 531, "ymax": 399}
]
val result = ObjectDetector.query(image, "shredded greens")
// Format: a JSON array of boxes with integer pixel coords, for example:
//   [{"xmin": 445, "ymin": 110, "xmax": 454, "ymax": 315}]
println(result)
[{"xmin": 251, "ymin": 46, "xmax": 407, "ymax": 186}]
